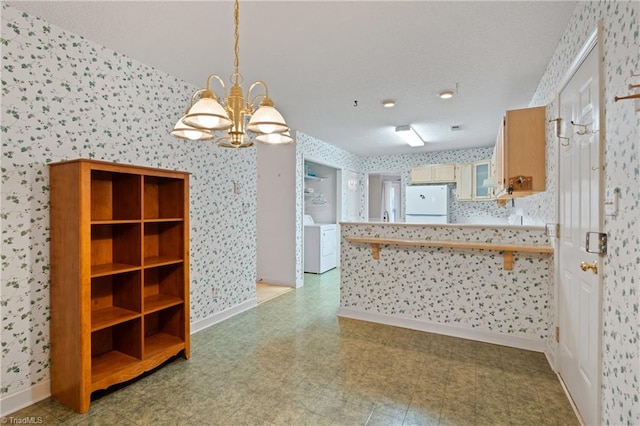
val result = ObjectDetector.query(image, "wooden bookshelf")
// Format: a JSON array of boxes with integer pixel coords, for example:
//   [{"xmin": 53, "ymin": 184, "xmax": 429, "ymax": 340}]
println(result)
[{"xmin": 49, "ymin": 159, "xmax": 190, "ymax": 413}]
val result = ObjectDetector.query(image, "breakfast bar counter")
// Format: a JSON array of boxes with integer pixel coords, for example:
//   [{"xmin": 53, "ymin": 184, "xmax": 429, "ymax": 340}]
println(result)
[{"xmin": 338, "ymin": 222, "xmax": 554, "ymax": 352}]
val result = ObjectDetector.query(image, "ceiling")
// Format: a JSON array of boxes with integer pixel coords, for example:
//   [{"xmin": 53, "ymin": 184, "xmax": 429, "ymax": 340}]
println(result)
[{"xmin": 7, "ymin": 1, "xmax": 577, "ymax": 157}]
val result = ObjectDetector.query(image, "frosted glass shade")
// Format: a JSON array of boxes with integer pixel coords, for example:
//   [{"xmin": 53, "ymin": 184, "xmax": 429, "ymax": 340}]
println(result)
[
  {"xmin": 255, "ymin": 131, "xmax": 293, "ymax": 144},
  {"xmin": 183, "ymin": 97, "xmax": 232, "ymax": 130},
  {"xmin": 247, "ymin": 105, "xmax": 288, "ymax": 134},
  {"xmin": 170, "ymin": 117, "xmax": 214, "ymax": 141}
]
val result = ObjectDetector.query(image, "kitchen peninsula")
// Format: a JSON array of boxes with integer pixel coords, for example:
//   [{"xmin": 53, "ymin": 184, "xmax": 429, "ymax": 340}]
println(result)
[{"xmin": 339, "ymin": 222, "xmax": 554, "ymax": 352}]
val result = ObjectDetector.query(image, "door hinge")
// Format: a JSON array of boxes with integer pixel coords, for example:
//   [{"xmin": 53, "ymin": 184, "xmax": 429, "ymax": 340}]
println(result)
[
  {"xmin": 545, "ymin": 223, "xmax": 560, "ymax": 238},
  {"xmin": 585, "ymin": 232, "xmax": 607, "ymax": 255},
  {"xmin": 555, "ymin": 326, "xmax": 560, "ymax": 343}
]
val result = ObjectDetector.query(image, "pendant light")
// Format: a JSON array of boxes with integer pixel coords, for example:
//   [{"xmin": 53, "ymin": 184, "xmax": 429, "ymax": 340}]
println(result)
[{"xmin": 170, "ymin": 0, "xmax": 291, "ymax": 147}]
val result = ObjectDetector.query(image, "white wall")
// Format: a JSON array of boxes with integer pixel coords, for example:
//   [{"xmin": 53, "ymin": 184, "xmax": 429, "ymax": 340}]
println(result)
[
  {"xmin": 368, "ymin": 174, "xmax": 382, "ymax": 221},
  {"xmin": 257, "ymin": 141, "xmax": 298, "ymax": 287}
]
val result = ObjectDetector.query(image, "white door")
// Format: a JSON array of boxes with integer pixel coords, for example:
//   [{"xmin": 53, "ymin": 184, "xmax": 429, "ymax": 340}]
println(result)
[{"xmin": 557, "ymin": 42, "xmax": 602, "ymax": 425}]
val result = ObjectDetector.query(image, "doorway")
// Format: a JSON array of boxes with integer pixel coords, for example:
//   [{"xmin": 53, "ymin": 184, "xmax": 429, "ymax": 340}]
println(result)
[
  {"xmin": 367, "ymin": 173, "xmax": 402, "ymax": 222},
  {"xmin": 556, "ymin": 28, "xmax": 603, "ymax": 426}
]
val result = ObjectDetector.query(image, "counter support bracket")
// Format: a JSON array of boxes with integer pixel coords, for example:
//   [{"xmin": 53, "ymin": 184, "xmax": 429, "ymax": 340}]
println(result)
[
  {"xmin": 503, "ymin": 251, "xmax": 514, "ymax": 270},
  {"xmin": 371, "ymin": 243, "xmax": 380, "ymax": 260}
]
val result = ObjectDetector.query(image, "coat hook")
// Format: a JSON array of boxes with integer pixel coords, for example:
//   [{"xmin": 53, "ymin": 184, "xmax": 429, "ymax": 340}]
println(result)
[
  {"xmin": 629, "ymin": 83, "xmax": 640, "ymax": 90},
  {"xmin": 570, "ymin": 120, "xmax": 596, "ymax": 135},
  {"xmin": 550, "ymin": 117, "xmax": 570, "ymax": 146}
]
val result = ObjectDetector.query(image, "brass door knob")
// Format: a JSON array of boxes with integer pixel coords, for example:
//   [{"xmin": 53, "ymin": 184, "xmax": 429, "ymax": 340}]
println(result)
[{"xmin": 580, "ymin": 261, "xmax": 598, "ymax": 274}]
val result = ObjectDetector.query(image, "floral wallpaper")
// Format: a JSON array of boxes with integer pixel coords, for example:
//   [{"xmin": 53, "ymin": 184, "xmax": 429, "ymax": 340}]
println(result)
[
  {"xmin": 517, "ymin": 1, "xmax": 639, "ymax": 423},
  {"xmin": 2, "ymin": 0, "xmax": 638, "ymax": 422},
  {"xmin": 340, "ymin": 223, "xmax": 552, "ymax": 340},
  {"xmin": 1, "ymin": 5, "xmax": 258, "ymax": 403}
]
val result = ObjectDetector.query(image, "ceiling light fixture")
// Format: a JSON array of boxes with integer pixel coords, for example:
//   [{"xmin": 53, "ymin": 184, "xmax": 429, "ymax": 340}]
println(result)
[
  {"xmin": 382, "ymin": 99, "xmax": 396, "ymax": 108},
  {"xmin": 395, "ymin": 125, "xmax": 424, "ymax": 147},
  {"xmin": 170, "ymin": 0, "xmax": 290, "ymax": 147},
  {"xmin": 438, "ymin": 90, "xmax": 455, "ymax": 99},
  {"xmin": 438, "ymin": 82, "xmax": 460, "ymax": 100}
]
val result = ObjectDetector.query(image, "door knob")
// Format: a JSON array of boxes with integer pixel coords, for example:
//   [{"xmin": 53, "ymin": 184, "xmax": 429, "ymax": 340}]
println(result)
[{"xmin": 580, "ymin": 261, "xmax": 598, "ymax": 274}]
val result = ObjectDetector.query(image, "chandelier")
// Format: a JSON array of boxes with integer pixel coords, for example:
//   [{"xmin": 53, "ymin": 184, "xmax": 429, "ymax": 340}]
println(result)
[{"xmin": 170, "ymin": 0, "xmax": 292, "ymax": 147}]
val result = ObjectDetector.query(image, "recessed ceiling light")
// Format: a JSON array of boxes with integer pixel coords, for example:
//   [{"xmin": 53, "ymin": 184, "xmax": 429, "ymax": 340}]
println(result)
[
  {"xmin": 438, "ymin": 90, "xmax": 455, "ymax": 99},
  {"xmin": 382, "ymin": 99, "xmax": 396, "ymax": 108}
]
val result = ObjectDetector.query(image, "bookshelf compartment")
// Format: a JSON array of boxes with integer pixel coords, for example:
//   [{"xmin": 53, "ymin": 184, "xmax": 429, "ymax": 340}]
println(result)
[
  {"xmin": 91, "ymin": 171, "xmax": 141, "ymax": 221},
  {"xmin": 91, "ymin": 319, "xmax": 142, "ymax": 386},
  {"xmin": 91, "ymin": 272, "xmax": 142, "ymax": 331},
  {"xmin": 144, "ymin": 264, "xmax": 184, "ymax": 314},
  {"xmin": 144, "ymin": 306, "xmax": 185, "ymax": 359},
  {"xmin": 91, "ymin": 223, "xmax": 142, "ymax": 275},
  {"xmin": 144, "ymin": 176, "xmax": 184, "ymax": 220},
  {"xmin": 144, "ymin": 222, "xmax": 183, "ymax": 266}
]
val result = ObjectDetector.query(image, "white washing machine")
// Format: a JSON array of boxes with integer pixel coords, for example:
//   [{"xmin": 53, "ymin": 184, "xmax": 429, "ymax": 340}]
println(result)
[{"xmin": 303, "ymin": 215, "xmax": 337, "ymax": 274}]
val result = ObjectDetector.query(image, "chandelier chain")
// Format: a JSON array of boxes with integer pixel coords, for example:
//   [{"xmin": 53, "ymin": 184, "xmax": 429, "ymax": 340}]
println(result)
[{"xmin": 233, "ymin": 0, "xmax": 240, "ymax": 81}]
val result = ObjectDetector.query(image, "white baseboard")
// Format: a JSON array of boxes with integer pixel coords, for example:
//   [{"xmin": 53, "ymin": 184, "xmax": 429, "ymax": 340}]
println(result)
[
  {"xmin": 545, "ymin": 340, "xmax": 557, "ymax": 371},
  {"xmin": 257, "ymin": 278, "xmax": 296, "ymax": 288},
  {"xmin": 0, "ymin": 380, "xmax": 51, "ymax": 417},
  {"xmin": 337, "ymin": 307, "xmax": 545, "ymax": 352},
  {"xmin": 190, "ymin": 298, "xmax": 258, "ymax": 334}
]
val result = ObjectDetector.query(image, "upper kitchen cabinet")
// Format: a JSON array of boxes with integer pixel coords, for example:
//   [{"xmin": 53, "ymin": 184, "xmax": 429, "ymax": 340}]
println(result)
[
  {"xmin": 492, "ymin": 106, "xmax": 546, "ymax": 199},
  {"xmin": 456, "ymin": 160, "xmax": 492, "ymax": 201},
  {"xmin": 455, "ymin": 163, "xmax": 473, "ymax": 201},
  {"xmin": 409, "ymin": 163, "xmax": 456, "ymax": 184}
]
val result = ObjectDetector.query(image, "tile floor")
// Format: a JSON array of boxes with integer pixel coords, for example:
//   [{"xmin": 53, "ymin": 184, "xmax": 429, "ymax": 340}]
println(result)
[
  {"xmin": 6, "ymin": 269, "xmax": 580, "ymax": 425},
  {"xmin": 256, "ymin": 282, "xmax": 294, "ymax": 304}
]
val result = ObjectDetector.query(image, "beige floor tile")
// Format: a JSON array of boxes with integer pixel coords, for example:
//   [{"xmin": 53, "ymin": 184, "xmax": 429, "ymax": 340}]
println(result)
[
  {"xmin": 403, "ymin": 407, "xmax": 441, "ymax": 426},
  {"xmin": 365, "ymin": 410, "xmax": 405, "ymax": 426},
  {"xmin": 439, "ymin": 400, "xmax": 476, "ymax": 426}
]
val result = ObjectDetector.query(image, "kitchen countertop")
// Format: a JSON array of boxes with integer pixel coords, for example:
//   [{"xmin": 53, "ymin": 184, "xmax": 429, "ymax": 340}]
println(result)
[{"xmin": 340, "ymin": 221, "xmax": 547, "ymax": 231}]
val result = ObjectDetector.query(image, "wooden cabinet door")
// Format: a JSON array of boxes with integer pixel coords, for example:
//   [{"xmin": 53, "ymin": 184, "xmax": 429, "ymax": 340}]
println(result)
[
  {"xmin": 410, "ymin": 165, "xmax": 433, "ymax": 184},
  {"xmin": 473, "ymin": 161, "xmax": 491, "ymax": 200},
  {"xmin": 456, "ymin": 163, "xmax": 473, "ymax": 200},
  {"xmin": 433, "ymin": 164, "xmax": 456, "ymax": 182},
  {"xmin": 494, "ymin": 119, "xmax": 506, "ymax": 194}
]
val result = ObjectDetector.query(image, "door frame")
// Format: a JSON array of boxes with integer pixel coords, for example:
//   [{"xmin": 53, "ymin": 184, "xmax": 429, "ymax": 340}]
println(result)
[
  {"xmin": 553, "ymin": 22, "xmax": 604, "ymax": 423},
  {"xmin": 365, "ymin": 171, "xmax": 403, "ymax": 222}
]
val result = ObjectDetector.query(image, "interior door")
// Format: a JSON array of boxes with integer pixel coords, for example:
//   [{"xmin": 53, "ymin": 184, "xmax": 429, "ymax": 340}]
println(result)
[{"xmin": 557, "ymin": 43, "xmax": 601, "ymax": 425}]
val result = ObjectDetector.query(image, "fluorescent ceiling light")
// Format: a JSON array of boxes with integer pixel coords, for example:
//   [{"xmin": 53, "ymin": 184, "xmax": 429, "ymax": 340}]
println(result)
[{"xmin": 395, "ymin": 125, "xmax": 424, "ymax": 147}]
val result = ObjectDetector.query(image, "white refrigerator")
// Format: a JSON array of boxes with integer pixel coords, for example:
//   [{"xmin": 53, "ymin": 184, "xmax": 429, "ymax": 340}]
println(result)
[{"xmin": 405, "ymin": 185, "xmax": 449, "ymax": 224}]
